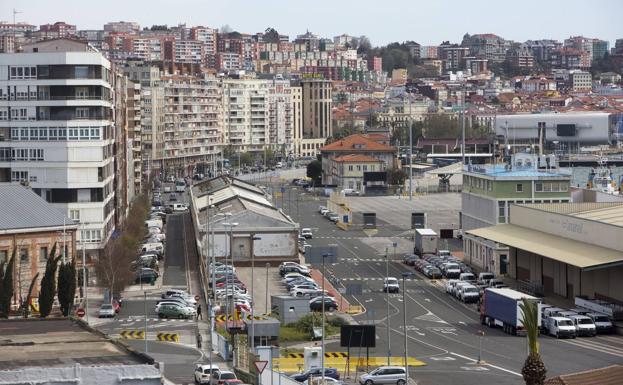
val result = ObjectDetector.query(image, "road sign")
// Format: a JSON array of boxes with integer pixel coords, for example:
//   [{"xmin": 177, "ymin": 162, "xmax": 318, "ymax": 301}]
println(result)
[
  {"xmin": 254, "ymin": 360, "xmax": 268, "ymax": 374},
  {"xmin": 195, "ymin": 295, "xmax": 200, "ymax": 301},
  {"xmin": 76, "ymin": 308, "xmax": 85, "ymax": 317}
]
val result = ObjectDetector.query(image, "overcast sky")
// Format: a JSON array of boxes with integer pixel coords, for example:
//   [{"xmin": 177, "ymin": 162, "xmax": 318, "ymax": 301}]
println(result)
[{"xmin": 2, "ymin": 0, "xmax": 621, "ymax": 46}]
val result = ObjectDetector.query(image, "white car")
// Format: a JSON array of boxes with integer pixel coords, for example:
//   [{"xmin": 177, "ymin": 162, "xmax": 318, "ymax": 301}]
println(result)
[
  {"xmin": 383, "ymin": 277, "xmax": 400, "ymax": 293},
  {"xmin": 194, "ymin": 364, "xmax": 219, "ymax": 384},
  {"xmin": 301, "ymin": 228, "xmax": 313, "ymax": 239},
  {"xmin": 170, "ymin": 293, "xmax": 197, "ymax": 306},
  {"xmin": 155, "ymin": 301, "xmax": 195, "ymax": 314}
]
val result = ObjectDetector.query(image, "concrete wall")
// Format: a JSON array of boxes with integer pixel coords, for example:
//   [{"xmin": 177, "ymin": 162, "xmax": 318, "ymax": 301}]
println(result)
[
  {"xmin": 510, "ymin": 205, "xmax": 623, "ymax": 252},
  {"xmin": 461, "ymin": 192, "xmax": 496, "ymax": 230}
]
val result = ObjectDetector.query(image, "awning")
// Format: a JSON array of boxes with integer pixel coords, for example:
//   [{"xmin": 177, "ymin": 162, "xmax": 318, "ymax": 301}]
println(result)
[{"xmin": 466, "ymin": 224, "xmax": 623, "ymax": 270}]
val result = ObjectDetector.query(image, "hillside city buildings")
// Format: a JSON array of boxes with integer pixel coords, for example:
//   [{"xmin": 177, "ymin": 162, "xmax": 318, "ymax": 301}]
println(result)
[{"xmin": 0, "ymin": 19, "xmax": 621, "ymax": 258}]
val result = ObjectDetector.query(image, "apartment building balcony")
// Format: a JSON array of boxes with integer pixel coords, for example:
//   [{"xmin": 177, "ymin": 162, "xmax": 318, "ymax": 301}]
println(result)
[{"xmin": 36, "ymin": 106, "xmax": 111, "ymax": 121}]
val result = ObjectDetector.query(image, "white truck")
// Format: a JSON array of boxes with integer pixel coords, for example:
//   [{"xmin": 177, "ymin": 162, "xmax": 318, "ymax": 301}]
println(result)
[{"xmin": 414, "ymin": 228, "xmax": 438, "ymax": 255}]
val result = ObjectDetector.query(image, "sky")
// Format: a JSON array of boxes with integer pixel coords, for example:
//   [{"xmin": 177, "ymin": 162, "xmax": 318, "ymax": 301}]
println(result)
[{"xmin": 2, "ymin": 0, "xmax": 622, "ymax": 46}]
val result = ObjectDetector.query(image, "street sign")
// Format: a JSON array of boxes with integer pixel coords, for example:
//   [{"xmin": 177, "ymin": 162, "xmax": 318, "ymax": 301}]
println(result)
[
  {"xmin": 254, "ymin": 360, "xmax": 268, "ymax": 374},
  {"xmin": 76, "ymin": 308, "xmax": 85, "ymax": 318}
]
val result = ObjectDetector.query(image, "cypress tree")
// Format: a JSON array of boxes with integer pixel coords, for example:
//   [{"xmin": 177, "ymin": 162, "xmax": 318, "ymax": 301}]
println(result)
[
  {"xmin": 38, "ymin": 244, "xmax": 60, "ymax": 318},
  {"xmin": 0, "ymin": 249, "xmax": 15, "ymax": 318},
  {"xmin": 57, "ymin": 259, "xmax": 77, "ymax": 317}
]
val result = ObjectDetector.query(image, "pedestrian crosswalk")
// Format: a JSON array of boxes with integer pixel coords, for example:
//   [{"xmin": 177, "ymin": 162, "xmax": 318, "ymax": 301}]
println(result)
[
  {"xmin": 119, "ymin": 317, "xmax": 195, "ymax": 323},
  {"xmin": 314, "ymin": 236, "xmax": 412, "ymax": 240},
  {"xmin": 562, "ymin": 336, "xmax": 623, "ymax": 358},
  {"xmin": 342, "ymin": 258, "xmax": 403, "ymax": 263}
]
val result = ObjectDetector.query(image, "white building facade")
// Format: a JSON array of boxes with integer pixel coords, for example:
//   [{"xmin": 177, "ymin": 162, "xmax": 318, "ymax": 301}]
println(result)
[{"xmin": 0, "ymin": 39, "xmax": 117, "ymax": 256}]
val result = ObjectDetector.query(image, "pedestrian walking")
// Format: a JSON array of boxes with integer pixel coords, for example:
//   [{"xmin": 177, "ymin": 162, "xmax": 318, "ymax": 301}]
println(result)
[{"xmin": 196, "ymin": 304, "xmax": 203, "ymax": 320}]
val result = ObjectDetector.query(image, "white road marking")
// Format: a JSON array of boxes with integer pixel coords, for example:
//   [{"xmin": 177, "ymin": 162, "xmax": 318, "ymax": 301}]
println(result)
[
  {"xmin": 450, "ymin": 352, "xmax": 522, "ymax": 377},
  {"xmin": 429, "ymin": 356, "xmax": 456, "ymax": 361},
  {"xmin": 461, "ymin": 366, "xmax": 489, "ymax": 371}
]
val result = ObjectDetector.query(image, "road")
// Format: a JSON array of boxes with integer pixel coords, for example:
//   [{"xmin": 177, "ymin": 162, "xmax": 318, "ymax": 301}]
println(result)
[
  {"xmin": 279, "ymin": 185, "xmax": 623, "ymax": 385},
  {"xmin": 94, "ymin": 204, "xmax": 206, "ymax": 384}
]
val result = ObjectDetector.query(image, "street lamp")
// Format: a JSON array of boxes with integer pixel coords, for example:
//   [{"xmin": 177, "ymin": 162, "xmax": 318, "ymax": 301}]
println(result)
[
  {"xmin": 385, "ymin": 247, "xmax": 391, "ymax": 365},
  {"xmin": 79, "ymin": 222, "xmax": 89, "ymax": 324},
  {"xmin": 321, "ymin": 252, "xmax": 333, "ymax": 380},
  {"xmin": 265, "ymin": 263, "xmax": 270, "ymax": 314},
  {"xmin": 250, "ymin": 236, "xmax": 262, "ymax": 350},
  {"xmin": 402, "ymin": 271, "xmax": 414, "ymax": 383},
  {"xmin": 223, "ymin": 222, "xmax": 239, "ymax": 326}
]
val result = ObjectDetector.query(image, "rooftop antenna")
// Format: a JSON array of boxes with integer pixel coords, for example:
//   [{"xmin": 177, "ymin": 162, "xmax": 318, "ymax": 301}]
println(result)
[{"xmin": 13, "ymin": 8, "xmax": 23, "ymax": 53}]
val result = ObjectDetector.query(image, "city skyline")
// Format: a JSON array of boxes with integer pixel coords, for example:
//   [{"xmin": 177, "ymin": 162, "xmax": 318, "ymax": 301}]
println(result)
[{"xmin": 2, "ymin": 0, "xmax": 622, "ymax": 46}]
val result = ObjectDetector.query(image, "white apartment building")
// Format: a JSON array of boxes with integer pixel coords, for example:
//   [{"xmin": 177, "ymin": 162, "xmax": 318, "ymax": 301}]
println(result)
[
  {"xmin": 0, "ymin": 39, "xmax": 117, "ymax": 257},
  {"xmin": 570, "ymin": 70, "xmax": 592, "ymax": 92},
  {"xmin": 124, "ymin": 61, "xmax": 165, "ymax": 177},
  {"xmin": 223, "ymin": 78, "xmax": 297, "ymax": 157},
  {"xmin": 161, "ymin": 74, "xmax": 221, "ymax": 177}
]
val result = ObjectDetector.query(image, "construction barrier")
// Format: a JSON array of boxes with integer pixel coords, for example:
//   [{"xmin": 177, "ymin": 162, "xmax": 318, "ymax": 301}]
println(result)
[
  {"xmin": 273, "ymin": 356, "xmax": 426, "ymax": 372},
  {"xmin": 156, "ymin": 332, "xmax": 179, "ymax": 343},
  {"xmin": 215, "ymin": 313, "xmax": 265, "ymax": 323},
  {"xmin": 285, "ymin": 352, "xmax": 349, "ymax": 359},
  {"xmin": 120, "ymin": 330, "xmax": 145, "ymax": 340},
  {"xmin": 346, "ymin": 305, "xmax": 364, "ymax": 315}
]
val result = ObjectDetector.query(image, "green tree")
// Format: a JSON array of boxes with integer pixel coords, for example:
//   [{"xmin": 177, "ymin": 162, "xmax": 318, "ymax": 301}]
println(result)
[
  {"xmin": 0, "ymin": 249, "xmax": 16, "ymax": 318},
  {"xmin": 263, "ymin": 27, "xmax": 280, "ymax": 43},
  {"xmin": 387, "ymin": 167, "xmax": 407, "ymax": 186},
  {"xmin": 519, "ymin": 298, "xmax": 547, "ymax": 385},
  {"xmin": 38, "ymin": 244, "xmax": 61, "ymax": 318},
  {"xmin": 306, "ymin": 160, "xmax": 322, "ymax": 185},
  {"xmin": 57, "ymin": 259, "xmax": 77, "ymax": 317}
]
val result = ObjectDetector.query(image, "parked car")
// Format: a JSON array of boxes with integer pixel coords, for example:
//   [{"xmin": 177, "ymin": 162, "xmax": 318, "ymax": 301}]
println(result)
[
  {"xmin": 211, "ymin": 370, "xmax": 238, "ymax": 385},
  {"xmin": 157, "ymin": 303, "xmax": 195, "ymax": 319},
  {"xmin": 402, "ymin": 254, "xmax": 420, "ymax": 265},
  {"xmin": 98, "ymin": 303, "xmax": 115, "ymax": 318},
  {"xmin": 442, "ymin": 263, "xmax": 461, "ymax": 279},
  {"xmin": 342, "ymin": 188, "xmax": 360, "ymax": 196},
  {"xmin": 423, "ymin": 266, "xmax": 442, "ymax": 279},
  {"xmin": 545, "ymin": 316, "xmax": 577, "ymax": 339},
  {"xmin": 318, "ymin": 206, "xmax": 329, "ymax": 215},
  {"xmin": 309, "ymin": 296, "xmax": 338, "ymax": 312},
  {"xmin": 458, "ymin": 284, "xmax": 480, "ymax": 303},
  {"xmin": 162, "ymin": 289, "xmax": 189, "ymax": 299},
  {"xmin": 310, "ymin": 377, "xmax": 345, "ymax": 385},
  {"xmin": 327, "ymin": 212, "xmax": 339, "ymax": 222},
  {"xmin": 458, "ymin": 273, "xmax": 477, "ymax": 283},
  {"xmin": 585, "ymin": 312, "xmax": 614, "ymax": 334},
  {"xmin": 358, "ymin": 366, "xmax": 406, "ymax": 385},
  {"xmin": 383, "ymin": 277, "xmax": 400, "ymax": 293},
  {"xmin": 568, "ymin": 314, "xmax": 597, "ymax": 336},
  {"xmin": 291, "ymin": 367, "xmax": 340, "ymax": 382},
  {"xmin": 135, "ymin": 268, "xmax": 158, "ymax": 284},
  {"xmin": 477, "ymin": 272, "xmax": 495, "ymax": 285},
  {"xmin": 301, "ymin": 228, "xmax": 313, "ymax": 239}
]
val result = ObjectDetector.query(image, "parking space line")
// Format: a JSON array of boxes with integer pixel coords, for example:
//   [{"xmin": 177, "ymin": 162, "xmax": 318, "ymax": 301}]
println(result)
[{"xmin": 449, "ymin": 352, "xmax": 521, "ymax": 377}]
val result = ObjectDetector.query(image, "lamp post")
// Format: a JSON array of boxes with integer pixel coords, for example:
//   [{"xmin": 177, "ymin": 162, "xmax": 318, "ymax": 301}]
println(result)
[
  {"xmin": 402, "ymin": 272, "xmax": 414, "ymax": 383},
  {"xmin": 250, "ymin": 236, "xmax": 262, "ymax": 349},
  {"xmin": 223, "ymin": 222, "xmax": 239, "ymax": 327},
  {"xmin": 321, "ymin": 252, "xmax": 333, "ymax": 380},
  {"xmin": 265, "ymin": 263, "xmax": 270, "ymax": 314},
  {"xmin": 385, "ymin": 247, "xmax": 391, "ymax": 365},
  {"xmin": 80, "ymin": 222, "xmax": 89, "ymax": 323}
]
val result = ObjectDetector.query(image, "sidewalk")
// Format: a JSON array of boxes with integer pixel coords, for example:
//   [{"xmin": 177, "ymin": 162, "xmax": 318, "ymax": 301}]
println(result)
[{"xmin": 310, "ymin": 268, "xmax": 352, "ymax": 313}]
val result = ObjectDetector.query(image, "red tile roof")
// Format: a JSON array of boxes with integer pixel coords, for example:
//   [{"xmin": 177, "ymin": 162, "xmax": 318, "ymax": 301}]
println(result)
[
  {"xmin": 544, "ymin": 365, "xmax": 623, "ymax": 385},
  {"xmin": 320, "ymin": 134, "xmax": 397, "ymax": 153},
  {"xmin": 333, "ymin": 154, "xmax": 384, "ymax": 163}
]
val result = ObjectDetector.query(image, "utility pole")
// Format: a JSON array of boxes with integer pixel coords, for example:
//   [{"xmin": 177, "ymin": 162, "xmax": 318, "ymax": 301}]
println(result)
[
  {"xmin": 408, "ymin": 93, "xmax": 413, "ymax": 201},
  {"xmin": 385, "ymin": 247, "xmax": 391, "ymax": 365}
]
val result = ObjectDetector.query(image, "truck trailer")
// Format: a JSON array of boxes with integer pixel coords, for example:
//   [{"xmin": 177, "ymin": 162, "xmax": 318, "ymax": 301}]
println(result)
[{"xmin": 480, "ymin": 288, "xmax": 542, "ymax": 336}]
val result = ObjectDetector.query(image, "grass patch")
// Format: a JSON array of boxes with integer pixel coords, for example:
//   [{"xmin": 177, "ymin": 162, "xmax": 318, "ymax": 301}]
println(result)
[{"xmin": 280, "ymin": 326, "xmax": 310, "ymax": 342}]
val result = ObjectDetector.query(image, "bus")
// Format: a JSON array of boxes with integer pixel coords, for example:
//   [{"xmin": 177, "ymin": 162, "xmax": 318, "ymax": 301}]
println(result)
[{"xmin": 175, "ymin": 179, "xmax": 186, "ymax": 192}]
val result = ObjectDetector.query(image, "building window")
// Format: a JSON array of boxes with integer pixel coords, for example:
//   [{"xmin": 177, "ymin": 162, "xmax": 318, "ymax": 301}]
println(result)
[
  {"xmin": 39, "ymin": 247, "xmax": 48, "ymax": 262},
  {"xmin": 498, "ymin": 201, "xmax": 506, "ymax": 223},
  {"xmin": 348, "ymin": 165, "xmax": 353, "ymax": 171},
  {"xmin": 11, "ymin": 171, "xmax": 28, "ymax": 182},
  {"xmin": 20, "ymin": 248, "xmax": 29, "ymax": 263},
  {"xmin": 516, "ymin": 183, "xmax": 523, "ymax": 192},
  {"xmin": 70, "ymin": 209, "xmax": 80, "ymax": 221},
  {"xmin": 535, "ymin": 182, "xmax": 543, "ymax": 192},
  {"xmin": 75, "ymin": 66, "xmax": 89, "ymax": 79},
  {"xmin": 75, "ymin": 108, "xmax": 89, "ymax": 119},
  {"xmin": 0, "ymin": 250, "xmax": 7, "ymax": 264}
]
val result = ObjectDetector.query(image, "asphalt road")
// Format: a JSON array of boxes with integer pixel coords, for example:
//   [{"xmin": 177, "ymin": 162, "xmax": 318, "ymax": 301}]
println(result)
[
  {"xmin": 280, "ymin": 185, "xmax": 623, "ymax": 385},
  {"xmin": 94, "ymin": 206, "xmax": 203, "ymax": 385}
]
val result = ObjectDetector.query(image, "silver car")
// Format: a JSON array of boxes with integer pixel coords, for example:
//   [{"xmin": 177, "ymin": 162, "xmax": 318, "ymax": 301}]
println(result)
[
  {"xmin": 359, "ymin": 366, "xmax": 406, "ymax": 385},
  {"xmin": 97, "ymin": 304, "xmax": 115, "ymax": 318}
]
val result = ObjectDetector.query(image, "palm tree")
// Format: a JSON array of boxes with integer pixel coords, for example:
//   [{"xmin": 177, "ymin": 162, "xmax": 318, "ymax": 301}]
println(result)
[{"xmin": 519, "ymin": 298, "xmax": 546, "ymax": 385}]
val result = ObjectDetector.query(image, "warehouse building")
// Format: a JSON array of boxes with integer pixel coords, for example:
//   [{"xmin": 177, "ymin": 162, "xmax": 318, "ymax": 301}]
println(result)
[{"xmin": 466, "ymin": 202, "xmax": 623, "ymax": 303}]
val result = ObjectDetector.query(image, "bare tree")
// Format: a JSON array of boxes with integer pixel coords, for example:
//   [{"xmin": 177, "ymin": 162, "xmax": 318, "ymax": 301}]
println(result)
[{"xmin": 95, "ymin": 238, "xmax": 135, "ymax": 300}]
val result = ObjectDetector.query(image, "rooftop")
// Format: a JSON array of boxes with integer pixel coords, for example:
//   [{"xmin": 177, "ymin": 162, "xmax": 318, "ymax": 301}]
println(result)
[
  {"xmin": 519, "ymin": 202, "xmax": 623, "ymax": 227},
  {"xmin": 0, "ymin": 183, "xmax": 76, "ymax": 232},
  {"xmin": 0, "ymin": 319, "xmax": 155, "ymax": 370},
  {"xmin": 333, "ymin": 154, "xmax": 383, "ymax": 163},
  {"xmin": 320, "ymin": 134, "xmax": 397, "ymax": 153},
  {"xmin": 464, "ymin": 164, "xmax": 571, "ymax": 178}
]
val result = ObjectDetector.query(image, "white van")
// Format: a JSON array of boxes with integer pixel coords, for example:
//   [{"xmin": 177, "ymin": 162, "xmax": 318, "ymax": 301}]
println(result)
[
  {"xmin": 586, "ymin": 312, "xmax": 614, "ymax": 334},
  {"xmin": 171, "ymin": 203, "xmax": 188, "ymax": 212},
  {"xmin": 568, "ymin": 314, "xmax": 597, "ymax": 336},
  {"xmin": 145, "ymin": 219, "xmax": 163, "ymax": 230},
  {"xmin": 140, "ymin": 242, "xmax": 164, "ymax": 255},
  {"xmin": 546, "ymin": 316, "xmax": 577, "ymax": 339}
]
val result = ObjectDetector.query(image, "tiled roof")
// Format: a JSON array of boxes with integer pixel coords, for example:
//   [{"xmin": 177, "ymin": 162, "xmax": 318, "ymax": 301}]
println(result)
[
  {"xmin": 544, "ymin": 365, "xmax": 623, "ymax": 385},
  {"xmin": 320, "ymin": 134, "xmax": 397, "ymax": 153},
  {"xmin": 333, "ymin": 154, "xmax": 384, "ymax": 163},
  {"xmin": 0, "ymin": 183, "xmax": 73, "ymax": 231}
]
